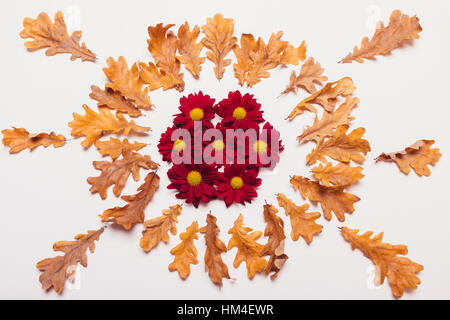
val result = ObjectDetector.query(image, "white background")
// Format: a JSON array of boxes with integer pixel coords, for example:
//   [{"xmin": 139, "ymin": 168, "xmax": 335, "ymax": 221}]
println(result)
[{"xmin": 0, "ymin": 0, "xmax": 449, "ymax": 300}]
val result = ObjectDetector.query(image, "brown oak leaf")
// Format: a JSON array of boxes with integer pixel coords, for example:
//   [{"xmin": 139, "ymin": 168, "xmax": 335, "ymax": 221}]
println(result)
[
  {"xmin": 169, "ymin": 221, "xmax": 199, "ymax": 279},
  {"xmin": 36, "ymin": 227, "xmax": 104, "ymax": 294},
  {"xmin": 341, "ymin": 10, "xmax": 422, "ymax": 64},
  {"xmin": 276, "ymin": 193, "xmax": 322, "ymax": 244},
  {"xmin": 201, "ymin": 14, "xmax": 238, "ymax": 80},
  {"xmin": 2, "ymin": 127, "xmax": 65, "ymax": 154},
  {"xmin": 199, "ymin": 213, "xmax": 230, "ymax": 287},
  {"xmin": 260, "ymin": 204, "xmax": 288, "ymax": 280},
  {"xmin": 312, "ymin": 162, "xmax": 364, "ymax": 187},
  {"xmin": 281, "ymin": 57, "xmax": 328, "ymax": 95},
  {"xmin": 177, "ymin": 22, "xmax": 205, "ymax": 79},
  {"xmin": 227, "ymin": 214, "xmax": 267, "ymax": 279},
  {"xmin": 95, "ymin": 138, "xmax": 146, "ymax": 160},
  {"xmin": 341, "ymin": 227, "xmax": 423, "ymax": 298},
  {"xmin": 140, "ymin": 204, "xmax": 182, "ymax": 253},
  {"xmin": 88, "ymin": 152, "xmax": 158, "ymax": 200},
  {"xmin": 290, "ymin": 176, "xmax": 360, "ymax": 222},
  {"xmin": 68, "ymin": 105, "xmax": 149, "ymax": 148},
  {"xmin": 20, "ymin": 11, "xmax": 96, "ymax": 62},
  {"xmin": 89, "ymin": 85, "xmax": 142, "ymax": 118},
  {"xmin": 375, "ymin": 140, "xmax": 441, "ymax": 176},
  {"xmin": 139, "ymin": 61, "xmax": 184, "ymax": 92}
]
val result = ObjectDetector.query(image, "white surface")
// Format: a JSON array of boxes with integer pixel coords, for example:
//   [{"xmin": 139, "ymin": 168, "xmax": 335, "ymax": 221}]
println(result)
[{"xmin": 0, "ymin": 0, "xmax": 449, "ymax": 300}]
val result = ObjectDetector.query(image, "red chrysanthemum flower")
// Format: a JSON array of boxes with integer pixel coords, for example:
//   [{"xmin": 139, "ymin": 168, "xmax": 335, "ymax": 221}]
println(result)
[
  {"xmin": 173, "ymin": 91, "xmax": 215, "ymax": 130},
  {"xmin": 216, "ymin": 91, "xmax": 264, "ymax": 130},
  {"xmin": 203, "ymin": 122, "xmax": 236, "ymax": 166},
  {"xmin": 216, "ymin": 165, "xmax": 261, "ymax": 207},
  {"xmin": 167, "ymin": 164, "xmax": 217, "ymax": 208},
  {"xmin": 158, "ymin": 126, "xmax": 192, "ymax": 163}
]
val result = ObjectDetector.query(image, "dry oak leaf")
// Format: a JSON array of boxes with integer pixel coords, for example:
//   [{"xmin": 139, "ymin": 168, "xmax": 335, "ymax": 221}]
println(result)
[
  {"xmin": 260, "ymin": 204, "xmax": 288, "ymax": 280},
  {"xmin": 233, "ymin": 34, "xmax": 259, "ymax": 86},
  {"xmin": 297, "ymin": 96, "xmax": 359, "ymax": 143},
  {"xmin": 306, "ymin": 125, "xmax": 371, "ymax": 165},
  {"xmin": 281, "ymin": 57, "xmax": 328, "ymax": 95},
  {"xmin": 375, "ymin": 140, "xmax": 441, "ymax": 177},
  {"xmin": 100, "ymin": 172, "xmax": 160, "ymax": 229},
  {"xmin": 89, "ymin": 85, "xmax": 142, "ymax": 118},
  {"xmin": 68, "ymin": 105, "xmax": 149, "ymax": 148},
  {"xmin": 201, "ymin": 14, "xmax": 238, "ymax": 80},
  {"xmin": 36, "ymin": 227, "xmax": 104, "ymax": 294},
  {"xmin": 140, "ymin": 204, "xmax": 182, "ymax": 253},
  {"xmin": 290, "ymin": 176, "xmax": 359, "ymax": 222},
  {"xmin": 287, "ymin": 77, "xmax": 356, "ymax": 118},
  {"xmin": 227, "ymin": 214, "xmax": 267, "ymax": 279},
  {"xmin": 199, "ymin": 213, "xmax": 231, "ymax": 287},
  {"xmin": 169, "ymin": 221, "xmax": 199, "ymax": 280},
  {"xmin": 177, "ymin": 22, "xmax": 205, "ymax": 79},
  {"xmin": 95, "ymin": 138, "xmax": 146, "ymax": 160},
  {"xmin": 88, "ymin": 152, "xmax": 159, "ymax": 200},
  {"xmin": 276, "ymin": 193, "xmax": 322, "ymax": 244},
  {"xmin": 103, "ymin": 56, "xmax": 152, "ymax": 110},
  {"xmin": 341, "ymin": 10, "xmax": 422, "ymax": 64},
  {"xmin": 312, "ymin": 162, "xmax": 364, "ymax": 187},
  {"xmin": 341, "ymin": 227, "xmax": 423, "ymax": 298},
  {"xmin": 139, "ymin": 61, "xmax": 184, "ymax": 92},
  {"xmin": 2, "ymin": 127, "xmax": 65, "ymax": 154},
  {"xmin": 20, "ymin": 11, "xmax": 96, "ymax": 62}
]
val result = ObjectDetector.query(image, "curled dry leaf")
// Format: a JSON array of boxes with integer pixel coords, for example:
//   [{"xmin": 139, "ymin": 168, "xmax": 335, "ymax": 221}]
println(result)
[
  {"xmin": 140, "ymin": 204, "xmax": 182, "ymax": 253},
  {"xmin": 89, "ymin": 85, "xmax": 142, "ymax": 118},
  {"xmin": 297, "ymin": 96, "xmax": 359, "ymax": 143},
  {"xmin": 36, "ymin": 228, "xmax": 104, "ymax": 294},
  {"xmin": 341, "ymin": 227, "xmax": 423, "ymax": 298},
  {"xmin": 227, "ymin": 214, "xmax": 267, "ymax": 279},
  {"xmin": 199, "ymin": 213, "xmax": 230, "ymax": 287},
  {"xmin": 290, "ymin": 176, "xmax": 359, "ymax": 222},
  {"xmin": 95, "ymin": 138, "xmax": 146, "ymax": 160},
  {"xmin": 88, "ymin": 152, "xmax": 159, "ymax": 200},
  {"xmin": 306, "ymin": 125, "xmax": 371, "ymax": 165},
  {"xmin": 68, "ymin": 105, "xmax": 149, "ymax": 148},
  {"xmin": 169, "ymin": 221, "xmax": 199, "ymax": 280},
  {"xmin": 341, "ymin": 10, "xmax": 422, "ymax": 64},
  {"xmin": 201, "ymin": 14, "xmax": 238, "ymax": 80},
  {"xmin": 20, "ymin": 11, "xmax": 96, "ymax": 62},
  {"xmin": 2, "ymin": 127, "xmax": 65, "ymax": 154},
  {"xmin": 100, "ymin": 172, "xmax": 160, "ymax": 230},
  {"xmin": 281, "ymin": 57, "xmax": 328, "ymax": 95},
  {"xmin": 103, "ymin": 57, "xmax": 152, "ymax": 110},
  {"xmin": 260, "ymin": 204, "xmax": 288, "ymax": 280},
  {"xmin": 276, "ymin": 193, "xmax": 322, "ymax": 244},
  {"xmin": 375, "ymin": 140, "xmax": 441, "ymax": 177},
  {"xmin": 312, "ymin": 162, "xmax": 364, "ymax": 187},
  {"xmin": 177, "ymin": 22, "xmax": 205, "ymax": 79}
]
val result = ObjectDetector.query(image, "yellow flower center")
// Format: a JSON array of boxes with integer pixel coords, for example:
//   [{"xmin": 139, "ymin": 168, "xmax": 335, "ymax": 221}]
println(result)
[
  {"xmin": 189, "ymin": 108, "xmax": 204, "ymax": 121},
  {"xmin": 230, "ymin": 176, "xmax": 244, "ymax": 189},
  {"xmin": 212, "ymin": 139, "xmax": 225, "ymax": 151},
  {"xmin": 232, "ymin": 106, "xmax": 247, "ymax": 120},
  {"xmin": 186, "ymin": 170, "xmax": 202, "ymax": 186},
  {"xmin": 253, "ymin": 140, "xmax": 268, "ymax": 155},
  {"xmin": 173, "ymin": 139, "xmax": 186, "ymax": 152}
]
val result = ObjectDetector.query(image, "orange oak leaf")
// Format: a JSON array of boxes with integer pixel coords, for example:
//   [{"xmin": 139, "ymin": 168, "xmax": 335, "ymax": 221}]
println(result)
[
  {"xmin": 95, "ymin": 138, "xmax": 146, "ymax": 160},
  {"xmin": 140, "ymin": 204, "xmax": 182, "ymax": 253},
  {"xmin": 199, "ymin": 213, "xmax": 231, "ymax": 287},
  {"xmin": 100, "ymin": 172, "xmax": 160, "ymax": 230},
  {"xmin": 20, "ymin": 11, "xmax": 96, "ymax": 62},
  {"xmin": 68, "ymin": 105, "xmax": 149, "ymax": 148},
  {"xmin": 36, "ymin": 227, "xmax": 104, "ymax": 294},
  {"xmin": 260, "ymin": 204, "xmax": 288, "ymax": 280},
  {"xmin": 312, "ymin": 162, "xmax": 364, "ymax": 187},
  {"xmin": 227, "ymin": 214, "xmax": 267, "ymax": 279},
  {"xmin": 177, "ymin": 22, "xmax": 205, "ymax": 79},
  {"xmin": 89, "ymin": 85, "xmax": 142, "ymax": 118},
  {"xmin": 341, "ymin": 227, "xmax": 423, "ymax": 298},
  {"xmin": 2, "ymin": 127, "xmax": 65, "ymax": 154},
  {"xmin": 169, "ymin": 221, "xmax": 199, "ymax": 280},
  {"xmin": 290, "ymin": 176, "xmax": 359, "ymax": 222},
  {"xmin": 276, "ymin": 193, "xmax": 322, "ymax": 244},
  {"xmin": 88, "ymin": 152, "xmax": 159, "ymax": 200},
  {"xmin": 297, "ymin": 96, "xmax": 358, "ymax": 143},
  {"xmin": 375, "ymin": 140, "xmax": 441, "ymax": 177},
  {"xmin": 341, "ymin": 10, "xmax": 422, "ymax": 64},
  {"xmin": 281, "ymin": 57, "xmax": 328, "ymax": 95},
  {"xmin": 103, "ymin": 56, "xmax": 152, "ymax": 110},
  {"xmin": 233, "ymin": 34, "xmax": 259, "ymax": 86},
  {"xmin": 201, "ymin": 14, "xmax": 238, "ymax": 80},
  {"xmin": 138, "ymin": 61, "xmax": 184, "ymax": 92},
  {"xmin": 306, "ymin": 125, "xmax": 371, "ymax": 165}
]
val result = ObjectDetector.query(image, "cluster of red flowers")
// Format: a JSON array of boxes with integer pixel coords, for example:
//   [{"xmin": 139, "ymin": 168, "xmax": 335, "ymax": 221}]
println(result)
[{"xmin": 158, "ymin": 91, "xmax": 284, "ymax": 208}]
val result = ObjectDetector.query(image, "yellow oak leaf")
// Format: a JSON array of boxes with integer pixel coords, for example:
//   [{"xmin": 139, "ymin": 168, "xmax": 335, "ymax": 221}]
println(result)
[
  {"xmin": 169, "ymin": 221, "xmax": 199, "ymax": 280},
  {"xmin": 281, "ymin": 57, "xmax": 328, "ymax": 95},
  {"xmin": 312, "ymin": 162, "xmax": 364, "ymax": 187},
  {"xmin": 95, "ymin": 138, "xmax": 146, "ymax": 160},
  {"xmin": 2, "ymin": 127, "xmax": 65, "ymax": 154},
  {"xmin": 177, "ymin": 22, "xmax": 205, "ymax": 79}
]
